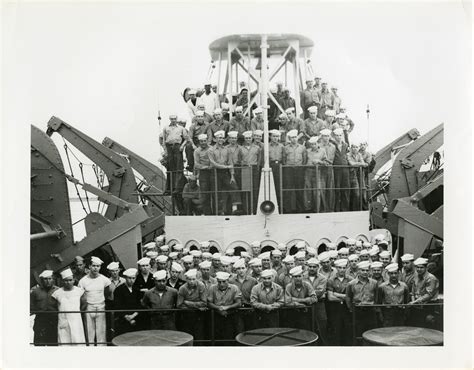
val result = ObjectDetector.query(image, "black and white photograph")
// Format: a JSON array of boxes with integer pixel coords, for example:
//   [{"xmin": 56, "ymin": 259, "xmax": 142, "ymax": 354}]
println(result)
[{"xmin": 2, "ymin": 0, "xmax": 472, "ymax": 368}]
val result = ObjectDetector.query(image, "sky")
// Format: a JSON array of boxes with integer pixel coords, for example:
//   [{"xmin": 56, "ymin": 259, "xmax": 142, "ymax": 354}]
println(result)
[{"xmin": 3, "ymin": 1, "xmax": 470, "ymax": 164}]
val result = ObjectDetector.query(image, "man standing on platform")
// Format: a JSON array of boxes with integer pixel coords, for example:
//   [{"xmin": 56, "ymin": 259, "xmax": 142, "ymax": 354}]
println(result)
[
  {"xmin": 162, "ymin": 115, "xmax": 188, "ymax": 193},
  {"xmin": 229, "ymin": 106, "xmax": 250, "ymax": 145},
  {"xmin": 30, "ymin": 270, "xmax": 59, "ymax": 346},
  {"xmin": 400, "ymin": 253, "xmax": 416, "ymax": 291},
  {"xmin": 186, "ymin": 110, "xmax": 209, "ymax": 172},
  {"xmin": 241, "ymin": 130, "xmax": 262, "ymax": 214},
  {"xmin": 141, "ymin": 270, "xmax": 178, "ymax": 330},
  {"xmin": 207, "ymin": 108, "xmax": 230, "ymax": 145},
  {"xmin": 333, "ymin": 127, "xmax": 350, "ymax": 212},
  {"xmin": 113, "ymin": 268, "xmax": 142, "ymax": 335},
  {"xmin": 230, "ymin": 259, "xmax": 258, "ymax": 330},
  {"xmin": 78, "ymin": 256, "xmax": 111, "ymax": 346},
  {"xmin": 300, "ymin": 79, "xmax": 320, "ymax": 119},
  {"xmin": 250, "ymin": 269, "xmax": 284, "ymax": 328},
  {"xmin": 193, "ymin": 133, "xmax": 213, "ymax": 215},
  {"xmin": 319, "ymin": 129, "xmax": 336, "ymax": 212},
  {"xmin": 378, "ymin": 263, "xmax": 410, "ymax": 327}
]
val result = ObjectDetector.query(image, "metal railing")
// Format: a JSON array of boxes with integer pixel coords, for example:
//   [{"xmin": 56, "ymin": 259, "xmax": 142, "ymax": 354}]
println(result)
[
  {"xmin": 151, "ymin": 164, "xmax": 371, "ymax": 216},
  {"xmin": 30, "ymin": 300, "xmax": 443, "ymax": 346}
]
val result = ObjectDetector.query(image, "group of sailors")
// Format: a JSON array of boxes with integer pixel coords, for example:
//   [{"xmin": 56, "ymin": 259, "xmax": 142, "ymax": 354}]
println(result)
[
  {"xmin": 161, "ymin": 80, "xmax": 373, "ymax": 215},
  {"xmin": 30, "ymin": 234, "xmax": 440, "ymax": 346}
]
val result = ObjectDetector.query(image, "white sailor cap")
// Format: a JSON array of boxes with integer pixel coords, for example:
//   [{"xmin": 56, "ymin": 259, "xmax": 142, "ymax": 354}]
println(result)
[
  {"xmin": 243, "ymin": 131, "xmax": 253, "ymax": 138},
  {"xmin": 307, "ymin": 106, "xmax": 318, "ymax": 113},
  {"xmin": 374, "ymin": 234, "xmax": 386, "ymax": 242},
  {"xmin": 338, "ymin": 247, "xmax": 349, "ymax": 255},
  {"xmin": 183, "ymin": 247, "xmax": 190, "ymax": 255},
  {"xmin": 379, "ymin": 250, "xmax": 391, "ymax": 259},
  {"xmin": 326, "ymin": 243, "xmax": 336, "ymax": 250},
  {"xmin": 169, "ymin": 114, "xmax": 178, "ymax": 120},
  {"xmin": 60, "ymin": 269, "xmax": 73, "ymax": 279},
  {"xmin": 320, "ymin": 129, "xmax": 331, "ymax": 136},
  {"xmin": 153, "ymin": 270, "xmax": 167, "ymax": 280},
  {"xmin": 385, "ymin": 263, "xmax": 399, "ymax": 272},
  {"xmin": 213, "ymin": 108, "xmax": 223, "ymax": 114},
  {"xmin": 328, "ymin": 250, "xmax": 338, "ymax": 258},
  {"xmin": 289, "ymin": 266, "xmax": 303, "ymax": 276},
  {"xmin": 287, "ymin": 129, "xmax": 298, "ymax": 138},
  {"xmin": 195, "ymin": 110, "xmax": 205, "ymax": 117},
  {"xmin": 233, "ymin": 258, "xmax": 246, "ymax": 269},
  {"xmin": 325, "ymin": 110, "xmax": 335, "ymax": 117},
  {"xmin": 318, "ymin": 251, "xmax": 330, "ymax": 262},
  {"xmin": 188, "ymin": 89, "xmax": 197, "ymax": 94},
  {"xmin": 334, "ymin": 259, "xmax": 348, "ymax": 268},
  {"xmin": 221, "ymin": 103, "xmax": 229, "ymax": 109},
  {"xmin": 333, "ymin": 128, "xmax": 344, "ymax": 135},
  {"xmin": 270, "ymin": 86, "xmax": 277, "ymax": 93},
  {"xmin": 160, "ymin": 245, "xmax": 170, "ymax": 251},
  {"xmin": 155, "ymin": 235, "xmax": 165, "ymax": 242},
  {"xmin": 250, "ymin": 241, "xmax": 261, "ymax": 248},
  {"xmin": 272, "ymin": 249, "xmax": 282, "ymax": 256},
  {"xmin": 157, "ymin": 255, "xmax": 168, "ymax": 263},
  {"xmin": 214, "ymin": 130, "xmax": 225, "ymax": 138},
  {"xmin": 285, "ymin": 107, "xmax": 295, "ymax": 114},
  {"xmin": 283, "ymin": 255, "xmax": 295, "ymax": 263},
  {"xmin": 241, "ymin": 251, "xmax": 250, "ymax": 258},
  {"xmin": 308, "ymin": 136, "xmax": 319, "ymax": 144},
  {"xmin": 169, "ymin": 252, "xmax": 179, "ymax": 259},
  {"xmin": 357, "ymin": 261, "xmax": 371, "ymax": 269},
  {"xmin": 370, "ymin": 261, "xmax": 383, "ymax": 269},
  {"xmin": 369, "ymin": 246, "xmax": 380, "ymax": 256},
  {"xmin": 146, "ymin": 251, "xmax": 158, "ymax": 259},
  {"xmin": 277, "ymin": 243, "xmax": 287, "ymax": 251},
  {"xmin": 144, "ymin": 241, "xmax": 156, "ymax": 250},
  {"xmin": 199, "ymin": 260, "xmax": 212, "ymax": 269},
  {"xmin": 414, "ymin": 257, "xmax": 429, "ymax": 266},
  {"xmin": 279, "ymin": 113, "xmax": 288, "ymax": 119},
  {"xmin": 220, "ymin": 256, "xmax": 232, "ymax": 266},
  {"xmin": 202, "ymin": 252, "xmax": 212, "ymax": 259},
  {"xmin": 261, "ymin": 269, "xmax": 274, "ymax": 278},
  {"xmin": 307, "ymin": 247, "xmax": 317, "ymax": 256},
  {"xmin": 212, "ymin": 253, "xmax": 222, "ymax": 260},
  {"xmin": 171, "ymin": 262, "xmax": 184, "ymax": 272},
  {"xmin": 306, "ymin": 257, "xmax": 319, "ymax": 266},
  {"xmin": 228, "ymin": 131, "xmax": 238, "ymax": 138},
  {"xmin": 248, "ymin": 258, "xmax": 262, "ymax": 267},
  {"xmin": 182, "ymin": 255, "xmax": 193, "ymax": 263},
  {"xmin": 107, "ymin": 262, "xmax": 120, "ymax": 270},
  {"xmin": 123, "ymin": 268, "xmax": 138, "ymax": 277},
  {"xmin": 253, "ymin": 129, "xmax": 263, "ymax": 136},
  {"xmin": 336, "ymin": 113, "xmax": 346, "ymax": 119},
  {"xmin": 363, "ymin": 242, "xmax": 372, "ymax": 248},
  {"xmin": 400, "ymin": 253, "xmax": 414, "ymax": 262},
  {"xmin": 270, "ymin": 129, "xmax": 281, "ymax": 136},
  {"xmin": 216, "ymin": 271, "xmax": 231, "ymax": 280},
  {"xmin": 137, "ymin": 257, "xmax": 151, "ymax": 265},
  {"xmin": 200, "ymin": 241, "xmax": 210, "ymax": 248},
  {"xmin": 355, "ymin": 240, "xmax": 363, "ymax": 247},
  {"xmin": 258, "ymin": 252, "xmax": 271, "ymax": 260},
  {"xmin": 91, "ymin": 256, "xmax": 104, "ymax": 265},
  {"xmin": 360, "ymin": 249, "xmax": 370, "ymax": 256},
  {"xmin": 295, "ymin": 251, "xmax": 306, "ymax": 259},
  {"xmin": 235, "ymin": 106, "xmax": 243, "ymax": 112},
  {"xmin": 346, "ymin": 238, "xmax": 356, "ymax": 245},
  {"xmin": 184, "ymin": 269, "xmax": 198, "ymax": 279},
  {"xmin": 190, "ymin": 250, "xmax": 202, "ymax": 257},
  {"xmin": 197, "ymin": 133, "xmax": 207, "ymax": 141},
  {"xmin": 348, "ymin": 254, "xmax": 359, "ymax": 262},
  {"xmin": 173, "ymin": 244, "xmax": 184, "ymax": 251},
  {"xmin": 253, "ymin": 107, "xmax": 263, "ymax": 114}
]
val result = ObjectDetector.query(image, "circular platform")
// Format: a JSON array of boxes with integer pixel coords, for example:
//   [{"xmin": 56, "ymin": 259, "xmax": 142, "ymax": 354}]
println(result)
[
  {"xmin": 363, "ymin": 326, "xmax": 443, "ymax": 346},
  {"xmin": 236, "ymin": 327, "xmax": 318, "ymax": 346},
  {"xmin": 112, "ymin": 330, "xmax": 193, "ymax": 346}
]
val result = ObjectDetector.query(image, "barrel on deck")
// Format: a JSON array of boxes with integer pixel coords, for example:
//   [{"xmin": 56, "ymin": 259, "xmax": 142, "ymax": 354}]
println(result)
[
  {"xmin": 236, "ymin": 327, "xmax": 318, "ymax": 346},
  {"xmin": 112, "ymin": 330, "xmax": 193, "ymax": 346},
  {"xmin": 362, "ymin": 326, "xmax": 443, "ymax": 346}
]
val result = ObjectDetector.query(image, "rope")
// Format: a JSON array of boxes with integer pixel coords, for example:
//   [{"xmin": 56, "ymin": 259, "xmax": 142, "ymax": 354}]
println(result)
[{"xmin": 79, "ymin": 163, "xmax": 92, "ymax": 213}]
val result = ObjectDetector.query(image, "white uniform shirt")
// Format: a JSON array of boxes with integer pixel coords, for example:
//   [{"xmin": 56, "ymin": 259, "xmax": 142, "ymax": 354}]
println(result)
[
  {"xmin": 78, "ymin": 274, "xmax": 111, "ymax": 305},
  {"xmin": 198, "ymin": 92, "xmax": 219, "ymax": 116}
]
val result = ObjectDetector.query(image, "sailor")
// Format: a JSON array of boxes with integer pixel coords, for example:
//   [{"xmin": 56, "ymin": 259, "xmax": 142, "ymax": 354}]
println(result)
[
  {"xmin": 271, "ymin": 249, "xmax": 285, "ymax": 276},
  {"xmin": 328, "ymin": 250, "xmax": 339, "ymax": 267},
  {"xmin": 279, "ymin": 87, "xmax": 296, "ymax": 111},
  {"xmin": 359, "ymin": 141, "xmax": 374, "ymax": 208},
  {"xmin": 303, "ymin": 257, "xmax": 329, "ymax": 343},
  {"xmin": 220, "ymin": 256, "xmax": 233, "ymax": 274},
  {"xmin": 307, "ymin": 247, "xmax": 318, "ymax": 260},
  {"xmin": 146, "ymin": 251, "xmax": 159, "ymax": 273},
  {"xmin": 346, "ymin": 143, "xmax": 368, "ymax": 211},
  {"xmin": 241, "ymin": 130, "xmax": 262, "ymax": 214},
  {"xmin": 250, "ymin": 240, "xmax": 261, "ymax": 257},
  {"xmin": 229, "ymin": 106, "xmax": 251, "ymax": 145},
  {"xmin": 325, "ymin": 110, "xmax": 337, "ymax": 138},
  {"xmin": 168, "ymin": 262, "xmax": 186, "ymax": 291},
  {"xmin": 72, "ymin": 256, "xmax": 88, "ymax": 285},
  {"xmin": 327, "ymin": 259, "xmax": 352, "ymax": 345},
  {"xmin": 155, "ymin": 255, "xmax": 168, "ymax": 273},
  {"xmin": 207, "ymin": 271, "xmax": 243, "ymax": 341},
  {"xmin": 346, "ymin": 238, "xmax": 357, "ymax": 254},
  {"xmin": 177, "ymin": 269, "xmax": 207, "ymax": 339},
  {"xmin": 338, "ymin": 247, "xmax": 349, "ymax": 260},
  {"xmin": 277, "ymin": 243, "xmax": 288, "ymax": 259},
  {"xmin": 370, "ymin": 261, "xmax": 384, "ymax": 285},
  {"xmin": 141, "ymin": 270, "xmax": 178, "ymax": 330},
  {"xmin": 318, "ymin": 251, "xmax": 337, "ymax": 281},
  {"xmin": 410, "ymin": 257, "xmax": 439, "ymax": 304},
  {"xmin": 303, "ymin": 135, "xmax": 328, "ymax": 213},
  {"xmin": 333, "ymin": 127, "xmax": 350, "ymax": 212},
  {"xmin": 133, "ymin": 257, "xmax": 154, "ymax": 298},
  {"xmin": 300, "ymin": 78, "xmax": 321, "ymax": 118},
  {"xmin": 379, "ymin": 250, "xmax": 392, "ymax": 281},
  {"xmin": 267, "ymin": 129, "xmax": 284, "ymax": 207},
  {"xmin": 197, "ymin": 260, "xmax": 217, "ymax": 293},
  {"xmin": 346, "ymin": 254, "xmax": 359, "ymax": 281},
  {"xmin": 173, "ymin": 243, "xmax": 184, "ymax": 259},
  {"xmin": 277, "ymin": 113, "xmax": 290, "ymax": 142},
  {"xmin": 248, "ymin": 258, "xmax": 263, "ymax": 281},
  {"xmin": 208, "ymin": 130, "xmax": 239, "ymax": 215},
  {"xmin": 268, "ymin": 86, "xmax": 281, "ymax": 130},
  {"xmin": 331, "ymin": 87, "xmax": 342, "ymax": 114},
  {"xmin": 319, "ymin": 129, "xmax": 336, "ymax": 212},
  {"xmin": 359, "ymin": 249, "xmax": 370, "ymax": 261},
  {"xmin": 275, "ymin": 81, "xmax": 285, "ymax": 99},
  {"xmin": 193, "ymin": 133, "xmax": 213, "ymax": 215},
  {"xmin": 318, "ymin": 82, "xmax": 333, "ymax": 119},
  {"xmin": 369, "ymin": 246, "xmax": 380, "ymax": 262},
  {"xmin": 301, "ymin": 106, "xmax": 327, "ymax": 143},
  {"xmin": 112, "ymin": 268, "xmax": 142, "ymax": 335},
  {"xmin": 313, "ymin": 76, "xmax": 322, "ymax": 94},
  {"xmin": 52, "ymin": 269, "xmax": 86, "ymax": 346},
  {"xmin": 378, "ymin": 239, "xmax": 389, "ymax": 251},
  {"xmin": 155, "ymin": 235, "xmax": 165, "ymax": 248},
  {"xmin": 250, "ymin": 269, "xmax": 284, "ymax": 328},
  {"xmin": 186, "ymin": 110, "xmax": 209, "ymax": 172},
  {"xmin": 285, "ymin": 107, "xmax": 305, "ymax": 137},
  {"xmin": 345, "ymin": 260, "xmax": 378, "ymax": 342},
  {"xmin": 199, "ymin": 241, "xmax": 211, "ymax": 254},
  {"xmin": 78, "ymin": 256, "xmax": 111, "ymax": 346},
  {"xmin": 182, "ymin": 174, "xmax": 203, "ymax": 215},
  {"xmin": 294, "ymin": 251, "xmax": 307, "ymax": 269},
  {"xmin": 162, "ymin": 114, "xmax": 188, "ymax": 191},
  {"xmin": 30, "ymin": 270, "xmax": 59, "ymax": 346},
  {"xmin": 191, "ymin": 102, "xmax": 213, "ymax": 124},
  {"xmin": 278, "ymin": 255, "xmax": 295, "ymax": 288},
  {"xmin": 283, "ymin": 129, "xmax": 307, "ymax": 213},
  {"xmin": 210, "ymin": 253, "xmax": 222, "ymax": 277},
  {"xmin": 106, "ymin": 262, "xmax": 124, "ymax": 302},
  {"xmin": 207, "ymin": 108, "xmax": 230, "ymax": 144},
  {"xmin": 250, "ymin": 106, "xmax": 264, "ymax": 131},
  {"xmin": 253, "ymin": 129, "xmax": 264, "ymax": 149},
  {"xmin": 229, "ymin": 259, "xmax": 258, "ymax": 330},
  {"xmin": 377, "ymin": 263, "xmax": 410, "ymax": 327},
  {"xmin": 197, "ymin": 82, "xmax": 220, "ymax": 116},
  {"xmin": 400, "ymin": 253, "xmax": 416, "ymax": 291}
]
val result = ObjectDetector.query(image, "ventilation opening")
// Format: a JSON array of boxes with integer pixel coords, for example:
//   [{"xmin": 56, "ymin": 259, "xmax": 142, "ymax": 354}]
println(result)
[
  {"xmin": 419, "ymin": 185, "xmax": 443, "ymax": 214},
  {"xmin": 209, "ymin": 246, "xmax": 219, "ymax": 254},
  {"xmin": 318, "ymin": 243, "xmax": 328, "ymax": 255},
  {"xmin": 189, "ymin": 244, "xmax": 199, "ymax": 251},
  {"xmin": 233, "ymin": 246, "xmax": 247, "ymax": 256},
  {"xmin": 337, "ymin": 241, "xmax": 347, "ymax": 250},
  {"xmin": 260, "ymin": 245, "xmax": 275, "ymax": 253},
  {"xmin": 289, "ymin": 245, "xmax": 298, "ymax": 256}
]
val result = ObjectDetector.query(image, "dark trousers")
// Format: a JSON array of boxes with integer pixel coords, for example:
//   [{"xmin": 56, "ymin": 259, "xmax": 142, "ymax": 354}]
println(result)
[
  {"xmin": 178, "ymin": 311, "xmax": 205, "ymax": 340},
  {"xmin": 334, "ymin": 166, "xmax": 350, "ymax": 212},
  {"xmin": 183, "ymin": 198, "xmax": 202, "ymax": 215},
  {"xmin": 328, "ymin": 302, "xmax": 353, "ymax": 346},
  {"xmin": 381, "ymin": 307, "xmax": 406, "ymax": 327},
  {"xmin": 286, "ymin": 307, "xmax": 311, "ymax": 330},
  {"xmin": 33, "ymin": 315, "xmax": 58, "ymax": 346},
  {"xmin": 270, "ymin": 162, "xmax": 282, "ymax": 211},
  {"xmin": 354, "ymin": 307, "xmax": 377, "ymax": 344},
  {"xmin": 150, "ymin": 313, "xmax": 176, "ymax": 330},
  {"xmin": 255, "ymin": 310, "xmax": 279, "ymax": 328},
  {"xmin": 185, "ymin": 142, "xmax": 195, "ymax": 171},
  {"xmin": 239, "ymin": 307, "xmax": 257, "ymax": 331},
  {"xmin": 165, "ymin": 144, "xmax": 184, "ymax": 192},
  {"xmin": 349, "ymin": 169, "xmax": 362, "ymax": 211},
  {"xmin": 241, "ymin": 165, "xmax": 260, "ymax": 214},
  {"xmin": 211, "ymin": 169, "xmax": 239, "ymax": 215},
  {"xmin": 213, "ymin": 311, "xmax": 242, "ymax": 343},
  {"xmin": 197, "ymin": 169, "xmax": 213, "ymax": 215},
  {"xmin": 282, "ymin": 166, "xmax": 305, "ymax": 213}
]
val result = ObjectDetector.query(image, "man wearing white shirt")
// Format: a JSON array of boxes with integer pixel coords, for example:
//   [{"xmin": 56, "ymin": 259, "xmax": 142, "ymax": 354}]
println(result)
[{"xmin": 198, "ymin": 83, "xmax": 220, "ymax": 116}]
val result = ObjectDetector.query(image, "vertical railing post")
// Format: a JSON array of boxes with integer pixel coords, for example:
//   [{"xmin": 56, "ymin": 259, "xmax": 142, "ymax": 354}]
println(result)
[
  {"xmin": 315, "ymin": 165, "xmax": 319, "ymax": 213},
  {"xmin": 279, "ymin": 164, "xmax": 284, "ymax": 214},
  {"xmin": 214, "ymin": 168, "xmax": 219, "ymax": 215},
  {"xmin": 311, "ymin": 305, "xmax": 316, "ymax": 333},
  {"xmin": 110, "ymin": 310, "xmax": 115, "ymax": 345},
  {"xmin": 249, "ymin": 166, "xmax": 254, "ymax": 215},
  {"xmin": 169, "ymin": 171, "xmax": 175, "ymax": 214},
  {"xmin": 359, "ymin": 166, "xmax": 363, "ymax": 211},
  {"xmin": 352, "ymin": 305, "xmax": 357, "ymax": 345},
  {"xmin": 210, "ymin": 309, "xmax": 215, "ymax": 346}
]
